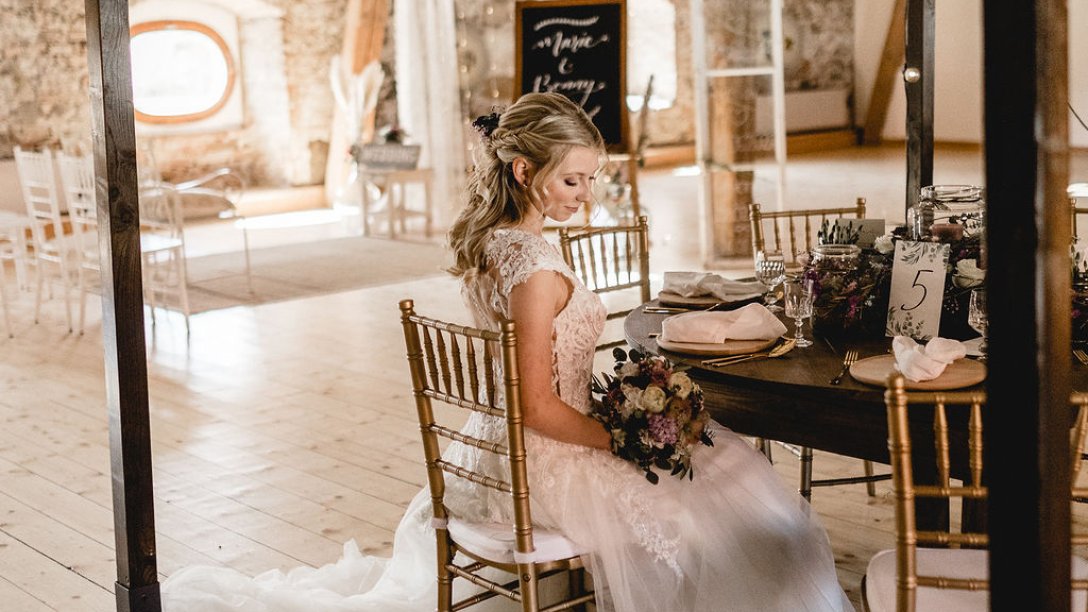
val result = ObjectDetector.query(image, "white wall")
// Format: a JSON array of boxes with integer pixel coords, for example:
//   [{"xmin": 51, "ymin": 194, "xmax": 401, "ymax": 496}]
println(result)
[{"xmin": 854, "ymin": 0, "xmax": 1088, "ymax": 148}]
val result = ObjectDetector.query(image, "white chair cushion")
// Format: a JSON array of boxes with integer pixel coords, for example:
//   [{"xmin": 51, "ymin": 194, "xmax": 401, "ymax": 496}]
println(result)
[
  {"xmin": 864, "ymin": 548, "xmax": 1088, "ymax": 611},
  {"xmin": 447, "ymin": 517, "xmax": 586, "ymax": 565}
]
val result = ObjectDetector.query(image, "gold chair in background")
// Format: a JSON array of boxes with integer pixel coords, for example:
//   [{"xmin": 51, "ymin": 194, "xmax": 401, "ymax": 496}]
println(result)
[
  {"xmin": 749, "ymin": 198, "xmax": 867, "ymax": 267},
  {"xmin": 861, "ymin": 374, "xmax": 1088, "ymax": 611},
  {"xmin": 558, "ymin": 216, "xmax": 651, "ymax": 354},
  {"xmin": 747, "ymin": 199, "xmax": 888, "ymax": 501},
  {"xmin": 1072, "ymin": 197, "xmax": 1088, "ymax": 243},
  {"xmin": 398, "ymin": 299, "xmax": 594, "ymax": 612}
]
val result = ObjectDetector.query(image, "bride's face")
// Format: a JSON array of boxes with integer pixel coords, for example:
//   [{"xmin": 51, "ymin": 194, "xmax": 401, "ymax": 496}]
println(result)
[{"xmin": 538, "ymin": 146, "xmax": 599, "ymax": 222}]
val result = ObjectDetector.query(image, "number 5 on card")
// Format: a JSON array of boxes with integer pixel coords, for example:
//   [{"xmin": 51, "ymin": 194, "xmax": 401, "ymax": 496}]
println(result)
[{"xmin": 886, "ymin": 240, "xmax": 950, "ymax": 340}]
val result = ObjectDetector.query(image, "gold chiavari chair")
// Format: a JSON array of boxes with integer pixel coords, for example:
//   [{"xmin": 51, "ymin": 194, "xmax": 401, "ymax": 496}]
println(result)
[
  {"xmin": 398, "ymin": 299, "xmax": 594, "ymax": 612},
  {"xmin": 558, "ymin": 216, "xmax": 651, "ymax": 354},
  {"xmin": 749, "ymin": 198, "xmax": 867, "ymax": 267},
  {"xmin": 748, "ymin": 199, "xmax": 888, "ymax": 501},
  {"xmin": 861, "ymin": 374, "xmax": 1088, "ymax": 611},
  {"xmin": 1072, "ymin": 197, "xmax": 1088, "ymax": 244}
]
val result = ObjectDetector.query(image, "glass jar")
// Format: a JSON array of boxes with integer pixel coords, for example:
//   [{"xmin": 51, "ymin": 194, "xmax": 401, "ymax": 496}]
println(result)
[
  {"xmin": 809, "ymin": 244, "xmax": 861, "ymax": 272},
  {"xmin": 920, "ymin": 184, "xmax": 985, "ymax": 239}
]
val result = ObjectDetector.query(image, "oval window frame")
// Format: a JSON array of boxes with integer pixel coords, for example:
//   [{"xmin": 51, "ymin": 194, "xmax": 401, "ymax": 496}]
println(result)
[{"xmin": 130, "ymin": 20, "xmax": 237, "ymax": 124}]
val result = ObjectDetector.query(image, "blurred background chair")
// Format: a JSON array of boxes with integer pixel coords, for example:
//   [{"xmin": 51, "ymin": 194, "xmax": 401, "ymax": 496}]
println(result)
[
  {"xmin": 56, "ymin": 151, "xmax": 99, "ymax": 334},
  {"xmin": 137, "ymin": 141, "xmax": 252, "ymax": 292},
  {"xmin": 558, "ymin": 216, "xmax": 651, "ymax": 354},
  {"xmin": 13, "ymin": 146, "xmax": 75, "ymax": 332},
  {"xmin": 138, "ymin": 185, "xmax": 191, "ymax": 335}
]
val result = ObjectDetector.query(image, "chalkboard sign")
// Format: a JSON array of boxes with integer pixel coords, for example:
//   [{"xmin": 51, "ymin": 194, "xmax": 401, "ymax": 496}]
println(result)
[{"xmin": 516, "ymin": 0, "xmax": 627, "ymax": 151}]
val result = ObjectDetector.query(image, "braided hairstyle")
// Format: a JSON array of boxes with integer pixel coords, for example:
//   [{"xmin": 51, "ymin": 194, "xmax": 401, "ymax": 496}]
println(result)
[{"xmin": 447, "ymin": 92, "xmax": 605, "ymax": 278}]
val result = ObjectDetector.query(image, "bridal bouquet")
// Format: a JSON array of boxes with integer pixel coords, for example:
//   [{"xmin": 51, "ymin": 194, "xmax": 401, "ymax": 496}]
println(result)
[{"xmin": 591, "ymin": 348, "xmax": 714, "ymax": 484}]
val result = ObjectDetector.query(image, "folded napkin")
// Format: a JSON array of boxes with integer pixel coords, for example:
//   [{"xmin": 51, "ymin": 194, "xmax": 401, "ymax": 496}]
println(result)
[
  {"xmin": 892, "ymin": 336, "xmax": 968, "ymax": 382},
  {"xmin": 661, "ymin": 271, "xmax": 764, "ymax": 301},
  {"xmin": 659, "ymin": 303, "xmax": 788, "ymax": 344}
]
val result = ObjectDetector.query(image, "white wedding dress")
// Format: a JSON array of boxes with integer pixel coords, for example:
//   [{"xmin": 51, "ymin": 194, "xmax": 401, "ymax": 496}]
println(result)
[{"xmin": 162, "ymin": 228, "xmax": 854, "ymax": 612}]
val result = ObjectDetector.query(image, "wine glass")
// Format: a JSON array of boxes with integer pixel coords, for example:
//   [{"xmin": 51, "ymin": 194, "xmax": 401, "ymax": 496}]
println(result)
[
  {"xmin": 968, "ymin": 288, "xmax": 987, "ymax": 359},
  {"xmin": 783, "ymin": 278, "xmax": 814, "ymax": 348},
  {"xmin": 755, "ymin": 250, "xmax": 786, "ymax": 312}
]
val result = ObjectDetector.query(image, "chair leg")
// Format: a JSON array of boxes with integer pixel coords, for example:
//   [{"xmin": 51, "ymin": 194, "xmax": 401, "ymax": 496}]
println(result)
[
  {"xmin": 864, "ymin": 460, "xmax": 878, "ymax": 497},
  {"xmin": 518, "ymin": 564, "xmax": 540, "ymax": 612},
  {"xmin": 239, "ymin": 218, "xmax": 253, "ymax": 294},
  {"xmin": 755, "ymin": 437, "xmax": 773, "ymax": 463},
  {"xmin": 59, "ymin": 257, "xmax": 73, "ymax": 333},
  {"xmin": 799, "ymin": 446, "xmax": 814, "ymax": 501},
  {"xmin": 176, "ymin": 250, "xmax": 191, "ymax": 337},
  {"xmin": 78, "ymin": 263, "xmax": 86, "ymax": 335},
  {"xmin": 34, "ymin": 259, "xmax": 44, "ymax": 324}
]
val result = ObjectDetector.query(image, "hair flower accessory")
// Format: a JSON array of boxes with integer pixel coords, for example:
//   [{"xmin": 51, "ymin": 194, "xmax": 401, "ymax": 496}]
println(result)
[{"xmin": 471, "ymin": 111, "xmax": 501, "ymax": 139}]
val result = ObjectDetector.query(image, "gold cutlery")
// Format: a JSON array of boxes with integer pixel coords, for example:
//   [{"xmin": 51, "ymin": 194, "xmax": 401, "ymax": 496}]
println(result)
[
  {"xmin": 1075, "ymin": 348, "xmax": 1088, "ymax": 366},
  {"xmin": 829, "ymin": 349, "xmax": 859, "ymax": 385},
  {"xmin": 701, "ymin": 338, "xmax": 797, "ymax": 366}
]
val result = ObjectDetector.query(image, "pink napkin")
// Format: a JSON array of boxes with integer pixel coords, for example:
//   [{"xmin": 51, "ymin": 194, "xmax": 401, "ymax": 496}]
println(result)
[
  {"xmin": 892, "ymin": 336, "xmax": 967, "ymax": 382},
  {"xmin": 659, "ymin": 303, "xmax": 788, "ymax": 344},
  {"xmin": 661, "ymin": 271, "xmax": 764, "ymax": 301}
]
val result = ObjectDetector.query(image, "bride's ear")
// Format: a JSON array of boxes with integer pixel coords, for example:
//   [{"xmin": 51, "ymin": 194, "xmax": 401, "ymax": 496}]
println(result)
[{"xmin": 512, "ymin": 157, "xmax": 534, "ymax": 188}]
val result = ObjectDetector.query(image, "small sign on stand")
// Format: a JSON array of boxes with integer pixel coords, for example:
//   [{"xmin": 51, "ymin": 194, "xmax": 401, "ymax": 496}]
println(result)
[
  {"xmin": 354, "ymin": 143, "xmax": 421, "ymax": 171},
  {"xmin": 886, "ymin": 240, "xmax": 950, "ymax": 340}
]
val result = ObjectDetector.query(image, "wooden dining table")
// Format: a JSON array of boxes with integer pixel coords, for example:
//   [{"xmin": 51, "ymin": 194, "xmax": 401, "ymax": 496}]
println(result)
[{"xmin": 624, "ymin": 300, "xmax": 1088, "ymax": 530}]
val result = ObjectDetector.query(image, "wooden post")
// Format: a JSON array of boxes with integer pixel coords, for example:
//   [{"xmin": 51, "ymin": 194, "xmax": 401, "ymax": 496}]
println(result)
[
  {"xmin": 84, "ymin": 1, "xmax": 162, "ymax": 611},
  {"xmin": 983, "ymin": 0, "xmax": 1070, "ymax": 609},
  {"xmin": 904, "ymin": 0, "xmax": 934, "ymax": 216}
]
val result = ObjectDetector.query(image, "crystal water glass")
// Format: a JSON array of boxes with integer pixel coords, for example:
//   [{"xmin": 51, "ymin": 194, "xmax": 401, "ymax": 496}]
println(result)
[
  {"xmin": 755, "ymin": 250, "xmax": 786, "ymax": 312},
  {"xmin": 783, "ymin": 278, "xmax": 814, "ymax": 348},
  {"xmin": 968, "ymin": 288, "xmax": 987, "ymax": 359}
]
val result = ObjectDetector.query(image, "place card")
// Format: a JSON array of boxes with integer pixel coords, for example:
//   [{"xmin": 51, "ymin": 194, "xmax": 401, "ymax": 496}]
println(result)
[
  {"xmin": 886, "ymin": 240, "xmax": 950, "ymax": 340},
  {"xmin": 833, "ymin": 218, "xmax": 885, "ymax": 249}
]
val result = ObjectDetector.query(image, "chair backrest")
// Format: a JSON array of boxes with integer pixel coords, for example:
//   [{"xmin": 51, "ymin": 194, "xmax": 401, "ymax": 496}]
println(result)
[
  {"xmin": 138, "ymin": 185, "xmax": 185, "ymax": 241},
  {"xmin": 13, "ymin": 146, "xmax": 66, "ymax": 252},
  {"xmin": 884, "ymin": 374, "xmax": 1088, "ymax": 611},
  {"xmin": 398, "ymin": 299, "xmax": 536, "ymax": 556},
  {"xmin": 749, "ymin": 198, "xmax": 867, "ymax": 265},
  {"xmin": 558, "ymin": 216, "xmax": 651, "ymax": 351},
  {"xmin": 56, "ymin": 152, "xmax": 96, "ymax": 229}
]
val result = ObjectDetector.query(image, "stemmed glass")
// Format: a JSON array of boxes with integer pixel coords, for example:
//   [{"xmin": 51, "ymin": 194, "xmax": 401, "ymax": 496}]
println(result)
[
  {"xmin": 968, "ymin": 288, "xmax": 987, "ymax": 359},
  {"xmin": 755, "ymin": 250, "xmax": 786, "ymax": 312},
  {"xmin": 783, "ymin": 278, "xmax": 814, "ymax": 348}
]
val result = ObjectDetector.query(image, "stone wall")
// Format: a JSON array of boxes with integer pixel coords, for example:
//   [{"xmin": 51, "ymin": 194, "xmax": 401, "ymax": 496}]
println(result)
[{"xmin": 0, "ymin": 0, "xmax": 365, "ymax": 188}]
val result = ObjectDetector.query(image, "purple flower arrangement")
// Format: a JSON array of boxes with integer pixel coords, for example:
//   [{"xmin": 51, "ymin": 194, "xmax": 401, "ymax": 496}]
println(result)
[{"xmin": 591, "ymin": 348, "xmax": 714, "ymax": 484}]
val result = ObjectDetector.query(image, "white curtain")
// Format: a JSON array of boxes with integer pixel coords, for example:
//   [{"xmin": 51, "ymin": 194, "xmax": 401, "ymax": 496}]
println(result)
[{"xmin": 395, "ymin": 0, "xmax": 466, "ymax": 230}]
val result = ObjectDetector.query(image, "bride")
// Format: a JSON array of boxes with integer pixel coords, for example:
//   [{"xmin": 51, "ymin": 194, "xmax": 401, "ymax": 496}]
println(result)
[{"xmin": 162, "ymin": 92, "xmax": 853, "ymax": 611}]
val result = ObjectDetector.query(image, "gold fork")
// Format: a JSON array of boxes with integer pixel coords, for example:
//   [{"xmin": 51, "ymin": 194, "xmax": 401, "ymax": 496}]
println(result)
[
  {"xmin": 1075, "ymin": 349, "xmax": 1088, "ymax": 366},
  {"xmin": 830, "ymin": 349, "xmax": 859, "ymax": 385}
]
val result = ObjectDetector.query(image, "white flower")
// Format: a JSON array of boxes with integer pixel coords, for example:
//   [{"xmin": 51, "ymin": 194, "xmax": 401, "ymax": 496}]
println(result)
[
  {"xmin": 874, "ymin": 234, "xmax": 895, "ymax": 255},
  {"xmin": 668, "ymin": 372, "xmax": 693, "ymax": 399},
  {"xmin": 620, "ymin": 384, "xmax": 642, "ymax": 417},
  {"xmin": 640, "ymin": 385, "xmax": 667, "ymax": 413},
  {"xmin": 953, "ymin": 258, "xmax": 985, "ymax": 288},
  {"xmin": 618, "ymin": 361, "xmax": 640, "ymax": 379}
]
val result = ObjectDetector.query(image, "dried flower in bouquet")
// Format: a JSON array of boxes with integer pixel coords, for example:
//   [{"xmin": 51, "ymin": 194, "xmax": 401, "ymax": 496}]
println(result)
[{"xmin": 590, "ymin": 348, "xmax": 714, "ymax": 484}]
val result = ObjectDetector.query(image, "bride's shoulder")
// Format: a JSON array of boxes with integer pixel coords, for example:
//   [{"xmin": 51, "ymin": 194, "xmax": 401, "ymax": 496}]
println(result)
[{"xmin": 486, "ymin": 227, "xmax": 553, "ymax": 260}]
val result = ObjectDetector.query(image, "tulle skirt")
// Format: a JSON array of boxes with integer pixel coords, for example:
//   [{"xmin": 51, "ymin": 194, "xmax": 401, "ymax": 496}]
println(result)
[{"xmin": 161, "ymin": 424, "xmax": 853, "ymax": 611}]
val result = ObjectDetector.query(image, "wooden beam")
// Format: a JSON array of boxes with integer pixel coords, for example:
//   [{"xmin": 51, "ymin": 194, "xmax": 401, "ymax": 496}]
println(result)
[
  {"xmin": 983, "ymin": 0, "xmax": 1070, "ymax": 610},
  {"xmin": 83, "ymin": 1, "xmax": 161, "ymax": 611},
  {"xmin": 904, "ymin": 0, "xmax": 934, "ymax": 216},
  {"xmin": 862, "ymin": 0, "xmax": 906, "ymax": 145}
]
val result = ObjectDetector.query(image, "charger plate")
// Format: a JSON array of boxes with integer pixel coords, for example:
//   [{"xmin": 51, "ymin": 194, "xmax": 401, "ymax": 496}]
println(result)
[
  {"xmin": 657, "ymin": 291, "xmax": 763, "ymax": 308},
  {"xmin": 656, "ymin": 336, "xmax": 777, "ymax": 357},
  {"xmin": 849, "ymin": 354, "xmax": 986, "ymax": 390}
]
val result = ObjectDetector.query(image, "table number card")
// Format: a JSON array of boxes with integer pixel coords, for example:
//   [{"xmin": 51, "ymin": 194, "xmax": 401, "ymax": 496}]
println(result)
[{"xmin": 886, "ymin": 240, "xmax": 951, "ymax": 340}]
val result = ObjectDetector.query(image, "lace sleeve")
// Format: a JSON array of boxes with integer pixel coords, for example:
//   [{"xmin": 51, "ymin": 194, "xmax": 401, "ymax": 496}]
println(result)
[{"xmin": 489, "ymin": 230, "xmax": 572, "ymax": 300}]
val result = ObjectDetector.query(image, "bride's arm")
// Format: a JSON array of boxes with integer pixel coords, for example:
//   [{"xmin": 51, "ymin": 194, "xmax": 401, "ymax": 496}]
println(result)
[{"xmin": 508, "ymin": 270, "xmax": 612, "ymax": 450}]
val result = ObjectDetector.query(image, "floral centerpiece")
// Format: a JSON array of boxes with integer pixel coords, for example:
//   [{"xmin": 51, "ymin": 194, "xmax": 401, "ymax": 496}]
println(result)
[
  {"xmin": 591, "ymin": 348, "xmax": 714, "ymax": 484},
  {"xmin": 800, "ymin": 221, "xmax": 984, "ymax": 340}
]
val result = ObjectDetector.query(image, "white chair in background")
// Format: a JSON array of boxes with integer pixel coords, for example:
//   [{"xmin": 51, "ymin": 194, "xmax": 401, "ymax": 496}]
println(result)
[
  {"xmin": 138, "ymin": 185, "xmax": 191, "ymax": 335},
  {"xmin": 13, "ymin": 146, "xmax": 75, "ymax": 332},
  {"xmin": 56, "ymin": 151, "xmax": 100, "ymax": 334}
]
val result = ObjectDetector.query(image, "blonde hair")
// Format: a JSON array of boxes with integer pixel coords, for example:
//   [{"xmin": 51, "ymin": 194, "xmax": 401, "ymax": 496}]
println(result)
[{"xmin": 447, "ymin": 92, "xmax": 605, "ymax": 278}]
